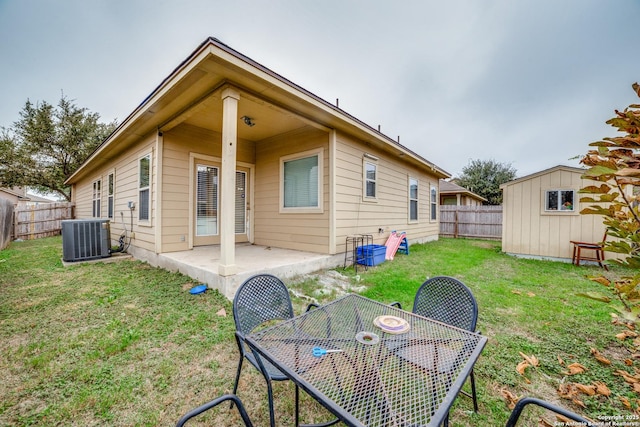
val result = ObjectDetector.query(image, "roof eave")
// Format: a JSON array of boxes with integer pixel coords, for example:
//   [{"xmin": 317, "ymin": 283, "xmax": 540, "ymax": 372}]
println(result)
[{"xmin": 67, "ymin": 37, "xmax": 450, "ymax": 183}]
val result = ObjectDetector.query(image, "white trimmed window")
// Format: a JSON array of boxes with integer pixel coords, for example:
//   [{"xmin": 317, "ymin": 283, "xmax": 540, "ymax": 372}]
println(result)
[
  {"xmin": 107, "ymin": 173, "xmax": 114, "ymax": 219},
  {"xmin": 363, "ymin": 158, "xmax": 378, "ymax": 200},
  {"xmin": 430, "ymin": 185, "xmax": 437, "ymax": 221},
  {"xmin": 281, "ymin": 149, "xmax": 323, "ymax": 213},
  {"xmin": 139, "ymin": 154, "xmax": 151, "ymax": 221},
  {"xmin": 409, "ymin": 177, "xmax": 418, "ymax": 222},
  {"xmin": 545, "ymin": 189, "xmax": 575, "ymax": 211},
  {"xmin": 92, "ymin": 179, "xmax": 101, "ymax": 218}
]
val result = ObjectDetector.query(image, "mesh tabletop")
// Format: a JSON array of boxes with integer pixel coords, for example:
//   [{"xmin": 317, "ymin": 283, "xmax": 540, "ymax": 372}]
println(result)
[{"xmin": 246, "ymin": 294, "xmax": 487, "ymax": 427}]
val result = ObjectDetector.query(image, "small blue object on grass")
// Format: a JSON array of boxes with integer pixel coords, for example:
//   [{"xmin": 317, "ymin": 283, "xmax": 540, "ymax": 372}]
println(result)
[{"xmin": 189, "ymin": 284, "xmax": 207, "ymax": 295}]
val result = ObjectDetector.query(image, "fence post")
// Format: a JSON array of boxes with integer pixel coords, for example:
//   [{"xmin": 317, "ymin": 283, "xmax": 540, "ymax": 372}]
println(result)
[
  {"xmin": 13, "ymin": 208, "xmax": 18, "ymax": 240},
  {"xmin": 454, "ymin": 209, "xmax": 459, "ymax": 238}
]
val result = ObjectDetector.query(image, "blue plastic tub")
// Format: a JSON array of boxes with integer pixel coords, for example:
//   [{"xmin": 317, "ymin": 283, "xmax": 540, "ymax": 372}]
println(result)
[{"xmin": 356, "ymin": 244, "xmax": 387, "ymax": 266}]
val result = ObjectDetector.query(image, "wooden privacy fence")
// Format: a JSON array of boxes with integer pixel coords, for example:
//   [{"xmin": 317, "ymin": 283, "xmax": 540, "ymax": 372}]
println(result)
[
  {"xmin": 13, "ymin": 202, "xmax": 74, "ymax": 240},
  {"xmin": 440, "ymin": 205, "xmax": 502, "ymax": 240}
]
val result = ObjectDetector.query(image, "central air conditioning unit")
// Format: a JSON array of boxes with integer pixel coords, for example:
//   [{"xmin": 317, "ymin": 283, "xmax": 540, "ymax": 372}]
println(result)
[{"xmin": 62, "ymin": 219, "xmax": 112, "ymax": 262}]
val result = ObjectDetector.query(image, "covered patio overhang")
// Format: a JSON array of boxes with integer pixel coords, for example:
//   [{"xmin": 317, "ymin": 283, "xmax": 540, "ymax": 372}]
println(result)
[{"xmin": 66, "ymin": 37, "xmax": 447, "ymax": 290}]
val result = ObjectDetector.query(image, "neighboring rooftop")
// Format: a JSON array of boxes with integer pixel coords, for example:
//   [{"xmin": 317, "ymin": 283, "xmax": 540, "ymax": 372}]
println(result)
[{"xmin": 439, "ymin": 180, "xmax": 487, "ymax": 202}]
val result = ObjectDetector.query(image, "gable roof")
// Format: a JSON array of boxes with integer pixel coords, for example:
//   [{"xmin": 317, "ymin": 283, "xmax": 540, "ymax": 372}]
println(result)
[
  {"xmin": 499, "ymin": 165, "xmax": 586, "ymax": 189},
  {"xmin": 67, "ymin": 37, "xmax": 449, "ymax": 184},
  {"xmin": 0, "ymin": 186, "xmax": 28, "ymax": 199},
  {"xmin": 439, "ymin": 180, "xmax": 487, "ymax": 202}
]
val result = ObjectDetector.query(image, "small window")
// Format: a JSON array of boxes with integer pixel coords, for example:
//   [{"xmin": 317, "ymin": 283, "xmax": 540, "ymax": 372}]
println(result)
[
  {"xmin": 281, "ymin": 150, "xmax": 321, "ymax": 211},
  {"xmin": 92, "ymin": 180, "xmax": 101, "ymax": 218},
  {"xmin": 545, "ymin": 190, "xmax": 575, "ymax": 211},
  {"xmin": 107, "ymin": 173, "xmax": 114, "ymax": 219},
  {"xmin": 409, "ymin": 177, "xmax": 418, "ymax": 221},
  {"xmin": 430, "ymin": 185, "xmax": 437, "ymax": 221},
  {"xmin": 364, "ymin": 161, "xmax": 377, "ymax": 199},
  {"xmin": 139, "ymin": 154, "xmax": 151, "ymax": 221}
]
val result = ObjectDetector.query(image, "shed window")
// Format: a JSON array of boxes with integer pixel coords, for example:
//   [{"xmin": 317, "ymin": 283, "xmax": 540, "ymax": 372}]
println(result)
[
  {"xmin": 92, "ymin": 180, "xmax": 101, "ymax": 218},
  {"xmin": 545, "ymin": 190, "xmax": 575, "ymax": 211},
  {"xmin": 409, "ymin": 177, "xmax": 418, "ymax": 221},
  {"xmin": 139, "ymin": 154, "xmax": 151, "ymax": 221},
  {"xmin": 282, "ymin": 151, "xmax": 320, "ymax": 210}
]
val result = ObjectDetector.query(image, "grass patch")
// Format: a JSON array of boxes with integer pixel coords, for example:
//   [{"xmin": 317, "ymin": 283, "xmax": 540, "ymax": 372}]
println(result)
[{"xmin": 1, "ymin": 236, "xmax": 637, "ymax": 426}]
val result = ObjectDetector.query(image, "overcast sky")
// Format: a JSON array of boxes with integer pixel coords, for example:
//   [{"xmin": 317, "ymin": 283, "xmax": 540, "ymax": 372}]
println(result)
[{"xmin": 1, "ymin": 0, "xmax": 639, "ymax": 178}]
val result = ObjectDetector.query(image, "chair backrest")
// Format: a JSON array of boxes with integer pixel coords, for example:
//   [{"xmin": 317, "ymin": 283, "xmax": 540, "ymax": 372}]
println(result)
[
  {"xmin": 233, "ymin": 274, "xmax": 295, "ymax": 335},
  {"xmin": 411, "ymin": 276, "xmax": 478, "ymax": 331}
]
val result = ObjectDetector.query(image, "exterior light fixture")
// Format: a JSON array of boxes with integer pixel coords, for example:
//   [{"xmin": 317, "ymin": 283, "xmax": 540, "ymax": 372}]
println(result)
[{"xmin": 241, "ymin": 116, "xmax": 255, "ymax": 127}]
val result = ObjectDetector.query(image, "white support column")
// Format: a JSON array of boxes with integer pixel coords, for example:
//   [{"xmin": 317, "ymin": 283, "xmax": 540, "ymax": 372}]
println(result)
[{"xmin": 219, "ymin": 87, "xmax": 240, "ymax": 276}]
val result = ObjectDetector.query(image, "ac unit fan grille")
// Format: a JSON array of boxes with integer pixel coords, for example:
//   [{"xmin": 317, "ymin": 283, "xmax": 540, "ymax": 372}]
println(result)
[{"xmin": 62, "ymin": 220, "xmax": 111, "ymax": 262}]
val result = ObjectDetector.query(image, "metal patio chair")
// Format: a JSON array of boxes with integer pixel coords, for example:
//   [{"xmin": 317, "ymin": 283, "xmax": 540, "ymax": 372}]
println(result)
[
  {"xmin": 176, "ymin": 394, "xmax": 254, "ymax": 427},
  {"xmin": 391, "ymin": 276, "xmax": 479, "ymax": 426},
  {"xmin": 175, "ymin": 394, "xmax": 593, "ymax": 427},
  {"xmin": 505, "ymin": 397, "xmax": 593, "ymax": 426},
  {"xmin": 232, "ymin": 274, "xmax": 334, "ymax": 427},
  {"xmin": 232, "ymin": 274, "xmax": 297, "ymax": 427}
]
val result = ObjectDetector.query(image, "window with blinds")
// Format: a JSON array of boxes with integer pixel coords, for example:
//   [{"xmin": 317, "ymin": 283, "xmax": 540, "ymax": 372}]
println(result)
[
  {"xmin": 92, "ymin": 179, "xmax": 101, "ymax": 218},
  {"xmin": 235, "ymin": 171, "xmax": 246, "ymax": 234},
  {"xmin": 107, "ymin": 173, "xmax": 114, "ymax": 219},
  {"xmin": 365, "ymin": 162, "xmax": 377, "ymax": 198},
  {"xmin": 283, "ymin": 154, "xmax": 319, "ymax": 208},
  {"xmin": 430, "ymin": 185, "xmax": 437, "ymax": 221},
  {"xmin": 139, "ymin": 154, "xmax": 151, "ymax": 221},
  {"xmin": 409, "ymin": 177, "xmax": 418, "ymax": 221}
]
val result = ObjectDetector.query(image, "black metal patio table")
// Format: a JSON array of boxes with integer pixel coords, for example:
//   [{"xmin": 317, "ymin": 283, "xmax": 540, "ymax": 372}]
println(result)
[{"xmin": 245, "ymin": 294, "xmax": 487, "ymax": 427}]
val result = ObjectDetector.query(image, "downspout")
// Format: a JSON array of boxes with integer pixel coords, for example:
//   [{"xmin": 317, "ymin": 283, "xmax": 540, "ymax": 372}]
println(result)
[
  {"xmin": 155, "ymin": 130, "xmax": 164, "ymax": 253},
  {"xmin": 329, "ymin": 130, "xmax": 337, "ymax": 254}
]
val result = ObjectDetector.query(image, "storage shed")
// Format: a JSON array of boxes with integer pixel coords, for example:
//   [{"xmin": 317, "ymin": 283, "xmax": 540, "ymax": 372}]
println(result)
[{"xmin": 500, "ymin": 165, "xmax": 607, "ymax": 262}]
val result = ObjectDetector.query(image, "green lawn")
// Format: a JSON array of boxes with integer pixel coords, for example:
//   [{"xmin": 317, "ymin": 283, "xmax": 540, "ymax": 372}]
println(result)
[{"xmin": 0, "ymin": 236, "xmax": 637, "ymax": 426}]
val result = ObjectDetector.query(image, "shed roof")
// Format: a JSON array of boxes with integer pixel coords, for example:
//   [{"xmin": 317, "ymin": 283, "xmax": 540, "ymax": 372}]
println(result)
[{"xmin": 499, "ymin": 165, "xmax": 586, "ymax": 189}]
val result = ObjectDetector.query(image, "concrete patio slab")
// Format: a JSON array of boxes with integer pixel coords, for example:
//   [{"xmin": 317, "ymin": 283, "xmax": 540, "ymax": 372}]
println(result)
[{"xmin": 154, "ymin": 243, "xmax": 345, "ymax": 299}]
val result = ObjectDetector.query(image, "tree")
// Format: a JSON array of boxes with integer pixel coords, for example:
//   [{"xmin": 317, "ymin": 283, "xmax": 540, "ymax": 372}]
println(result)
[
  {"xmin": 454, "ymin": 159, "xmax": 517, "ymax": 205},
  {"xmin": 0, "ymin": 96, "xmax": 117, "ymax": 201},
  {"xmin": 578, "ymin": 82, "xmax": 640, "ymax": 324}
]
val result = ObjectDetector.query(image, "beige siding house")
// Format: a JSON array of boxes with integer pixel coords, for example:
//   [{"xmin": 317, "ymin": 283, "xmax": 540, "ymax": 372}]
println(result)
[
  {"xmin": 66, "ymin": 38, "xmax": 449, "ymax": 295},
  {"xmin": 500, "ymin": 165, "xmax": 611, "ymax": 261},
  {"xmin": 439, "ymin": 180, "xmax": 486, "ymax": 206}
]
